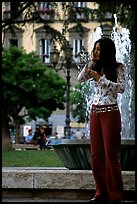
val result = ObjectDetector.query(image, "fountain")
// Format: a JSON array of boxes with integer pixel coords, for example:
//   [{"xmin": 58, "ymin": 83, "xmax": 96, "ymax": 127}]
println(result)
[
  {"xmin": 81, "ymin": 15, "xmax": 135, "ymax": 139},
  {"xmin": 48, "ymin": 14, "xmax": 135, "ymax": 170}
]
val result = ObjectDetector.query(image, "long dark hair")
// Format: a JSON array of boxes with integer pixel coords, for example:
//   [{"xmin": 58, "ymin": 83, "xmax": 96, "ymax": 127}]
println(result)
[{"xmin": 93, "ymin": 37, "xmax": 121, "ymax": 82}]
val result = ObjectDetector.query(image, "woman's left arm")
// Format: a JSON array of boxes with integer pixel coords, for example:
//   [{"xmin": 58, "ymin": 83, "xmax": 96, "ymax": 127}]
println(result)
[{"xmin": 97, "ymin": 64, "xmax": 125, "ymax": 93}]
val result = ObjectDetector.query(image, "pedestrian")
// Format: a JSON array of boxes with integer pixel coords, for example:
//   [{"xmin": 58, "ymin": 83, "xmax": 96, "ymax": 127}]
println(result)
[
  {"xmin": 34, "ymin": 126, "xmax": 47, "ymax": 150},
  {"xmin": 78, "ymin": 37, "xmax": 125, "ymax": 203}
]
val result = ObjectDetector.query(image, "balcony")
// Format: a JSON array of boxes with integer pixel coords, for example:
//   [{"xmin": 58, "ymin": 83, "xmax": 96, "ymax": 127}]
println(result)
[
  {"xmin": 3, "ymin": 9, "xmax": 22, "ymax": 21},
  {"xmin": 68, "ymin": 6, "xmax": 89, "ymax": 22},
  {"xmin": 38, "ymin": 8, "xmax": 55, "ymax": 22}
]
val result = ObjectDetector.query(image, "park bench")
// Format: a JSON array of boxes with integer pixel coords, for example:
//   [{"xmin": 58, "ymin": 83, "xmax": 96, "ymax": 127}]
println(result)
[{"xmin": 11, "ymin": 143, "xmax": 39, "ymax": 150}]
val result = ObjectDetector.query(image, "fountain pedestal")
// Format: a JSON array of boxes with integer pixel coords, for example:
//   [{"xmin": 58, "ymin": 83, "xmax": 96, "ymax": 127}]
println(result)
[{"xmin": 48, "ymin": 139, "xmax": 135, "ymax": 171}]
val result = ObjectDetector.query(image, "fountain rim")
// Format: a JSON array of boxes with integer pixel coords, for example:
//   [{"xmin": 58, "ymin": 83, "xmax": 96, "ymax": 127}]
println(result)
[{"xmin": 48, "ymin": 138, "xmax": 135, "ymax": 146}]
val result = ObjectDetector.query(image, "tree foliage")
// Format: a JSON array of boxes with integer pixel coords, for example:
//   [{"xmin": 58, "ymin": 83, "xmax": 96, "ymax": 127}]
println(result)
[{"xmin": 2, "ymin": 46, "xmax": 66, "ymax": 126}]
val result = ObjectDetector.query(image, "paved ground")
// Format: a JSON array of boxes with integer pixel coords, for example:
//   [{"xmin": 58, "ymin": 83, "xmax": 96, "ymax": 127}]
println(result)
[
  {"xmin": 2, "ymin": 198, "xmax": 87, "ymax": 203},
  {"xmin": 2, "ymin": 198, "xmax": 136, "ymax": 203}
]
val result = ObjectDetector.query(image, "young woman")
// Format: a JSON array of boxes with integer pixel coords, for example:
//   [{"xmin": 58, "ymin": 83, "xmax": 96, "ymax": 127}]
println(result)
[{"xmin": 78, "ymin": 37, "xmax": 125, "ymax": 203}]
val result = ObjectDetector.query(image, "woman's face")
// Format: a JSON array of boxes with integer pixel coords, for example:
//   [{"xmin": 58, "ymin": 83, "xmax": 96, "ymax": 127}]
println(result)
[{"xmin": 93, "ymin": 42, "xmax": 101, "ymax": 61}]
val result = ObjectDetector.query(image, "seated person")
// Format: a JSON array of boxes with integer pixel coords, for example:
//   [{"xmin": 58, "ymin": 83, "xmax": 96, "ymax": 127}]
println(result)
[
  {"xmin": 75, "ymin": 129, "xmax": 83, "ymax": 140},
  {"xmin": 25, "ymin": 129, "xmax": 34, "ymax": 144}
]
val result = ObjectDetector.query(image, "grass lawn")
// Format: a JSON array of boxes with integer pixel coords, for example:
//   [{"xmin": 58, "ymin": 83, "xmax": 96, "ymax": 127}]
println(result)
[{"xmin": 2, "ymin": 149, "xmax": 65, "ymax": 167}]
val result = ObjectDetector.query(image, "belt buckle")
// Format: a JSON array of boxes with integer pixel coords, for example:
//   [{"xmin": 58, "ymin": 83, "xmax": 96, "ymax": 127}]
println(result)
[
  {"xmin": 114, "ymin": 106, "xmax": 118, "ymax": 111},
  {"xmin": 94, "ymin": 108, "xmax": 100, "ymax": 113},
  {"xmin": 95, "ymin": 108, "xmax": 99, "ymax": 113},
  {"xmin": 101, "ymin": 107, "xmax": 106, "ymax": 113},
  {"xmin": 107, "ymin": 106, "xmax": 113, "ymax": 112}
]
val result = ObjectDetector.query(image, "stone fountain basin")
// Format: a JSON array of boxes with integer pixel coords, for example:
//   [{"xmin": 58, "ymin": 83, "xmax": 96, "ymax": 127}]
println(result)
[{"xmin": 48, "ymin": 138, "xmax": 135, "ymax": 171}]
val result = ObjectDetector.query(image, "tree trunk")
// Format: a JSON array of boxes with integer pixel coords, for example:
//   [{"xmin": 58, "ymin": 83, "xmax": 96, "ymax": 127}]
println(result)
[
  {"xmin": 14, "ymin": 120, "xmax": 20, "ymax": 144},
  {"xmin": 2, "ymin": 108, "xmax": 12, "ymax": 150}
]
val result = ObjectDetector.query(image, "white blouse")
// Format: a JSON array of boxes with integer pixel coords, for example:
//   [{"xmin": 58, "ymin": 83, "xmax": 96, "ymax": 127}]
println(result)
[{"xmin": 77, "ymin": 64, "xmax": 125, "ymax": 106}]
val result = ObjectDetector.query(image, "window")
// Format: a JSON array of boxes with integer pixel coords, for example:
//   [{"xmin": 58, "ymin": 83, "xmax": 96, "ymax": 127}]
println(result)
[
  {"xmin": 9, "ymin": 39, "xmax": 18, "ymax": 47},
  {"xmin": 3, "ymin": 2, "xmax": 22, "ymax": 20},
  {"xmin": 39, "ymin": 38, "xmax": 51, "ymax": 63},
  {"xmin": 74, "ymin": 2, "xmax": 86, "ymax": 8},
  {"xmin": 3, "ymin": 2, "xmax": 10, "ymax": 19},
  {"xmin": 40, "ymin": 2, "xmax": 52, "ymax": 9},
  {"xmin": 2, "ymin": 26, "xmax": 23, "ymax": 49},
  {"xmin": 73, "ymin": 39, "xmax": 84, "ymax": 63},
  {"xmin": 68, "ymin": 25, "xmax": 89, "ymax": 63}
]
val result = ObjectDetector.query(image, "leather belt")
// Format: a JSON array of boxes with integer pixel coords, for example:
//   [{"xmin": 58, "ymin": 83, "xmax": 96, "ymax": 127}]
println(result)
[{"xmin": 92, "ymin": 105, "xmax": 118, "ymax": 113}]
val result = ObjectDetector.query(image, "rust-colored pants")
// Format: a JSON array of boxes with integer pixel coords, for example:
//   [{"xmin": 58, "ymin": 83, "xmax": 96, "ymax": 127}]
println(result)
[{"xmin": 90, "ymin": 105, "xmax": 124, "ymax": 202}]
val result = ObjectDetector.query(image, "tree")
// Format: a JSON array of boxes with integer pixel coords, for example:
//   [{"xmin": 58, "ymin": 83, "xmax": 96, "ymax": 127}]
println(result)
[{"xmin": 2, "ymin": 46, "xmax": 66, "ymax": 149}]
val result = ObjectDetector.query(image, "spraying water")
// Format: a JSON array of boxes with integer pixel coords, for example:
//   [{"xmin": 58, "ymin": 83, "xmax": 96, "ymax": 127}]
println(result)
[
  {"xmin": 84, "ymin": 26, "xmax": 103, "ymax": 122},
  {"xmin": 111, "ymin": 14, "xmax": 134, "ymax": 138},
  {"xmin": 93, "ymin": 26, "xmax": 103, "ymax": 45}
]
